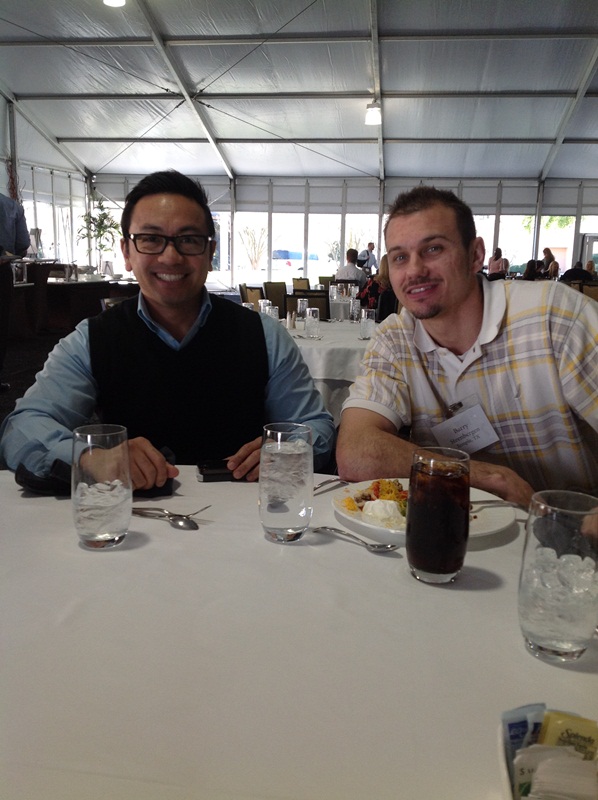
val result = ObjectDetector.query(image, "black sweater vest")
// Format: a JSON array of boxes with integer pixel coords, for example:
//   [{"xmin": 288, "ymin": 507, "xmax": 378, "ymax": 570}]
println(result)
[{"xmin": 88, "ymin": 295, "xmax": 269, "ymax": 463}]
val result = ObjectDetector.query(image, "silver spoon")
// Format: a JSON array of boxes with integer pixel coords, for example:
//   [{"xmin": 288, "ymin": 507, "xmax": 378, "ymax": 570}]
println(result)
[
  {"xmin": 313, "ymin": 526, "xmax": 398, "ymax": 553},
  {"xmin": 132, "ymin": 505, "xmax": 211, "ymax": 530}
]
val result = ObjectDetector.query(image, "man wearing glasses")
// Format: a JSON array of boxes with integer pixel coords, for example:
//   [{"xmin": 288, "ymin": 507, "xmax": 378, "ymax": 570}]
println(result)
[{"xmin": 0, "ymin": 171, "xmax": 334, "ymax": 490}]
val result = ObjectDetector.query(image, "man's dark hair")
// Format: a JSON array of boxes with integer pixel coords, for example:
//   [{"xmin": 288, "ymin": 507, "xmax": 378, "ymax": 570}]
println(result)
[
  {"xmin": 346, "ymin": 248, "xmax": 359, "ymax": 264},
  {"xmin": 384, "ymin": 186, "xmax": 477, "ymax": 250},
  {"xmin": 121, "ymin": 170, "xmax": 215, "ymax": 240}
]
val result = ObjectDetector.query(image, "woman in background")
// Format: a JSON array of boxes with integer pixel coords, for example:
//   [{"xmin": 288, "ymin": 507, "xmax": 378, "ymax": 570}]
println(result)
[
  {"xmin": 357, "ymin": 255, "xmax": 399, "ymax": 321},
  {"xmin": 585, "ymin": 259, "xmax": 596, "ymax": 278},
  {"xmin": 522, "ymin": 259, "xmax": 537, "ymax": 281},
  {"xmin": 487, "ymin": 247, "xmax": 509, "ymax": 280}
]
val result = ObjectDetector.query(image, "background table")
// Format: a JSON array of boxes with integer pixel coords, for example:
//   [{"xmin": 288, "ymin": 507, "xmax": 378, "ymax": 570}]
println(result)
[
  {"xmin": 290, "ymin": 320, "xmax": 369, "ymax": 424},
  {"xmin": 1, "ymin": 466, "xmax": 596, "ymax": 800}
]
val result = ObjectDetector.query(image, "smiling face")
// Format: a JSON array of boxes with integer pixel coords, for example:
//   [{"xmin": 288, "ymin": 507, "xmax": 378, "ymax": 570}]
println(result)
[
  {"xmin": 385, "ymin": 203, "xmax": 485, "ymax": 324},
  {"xmin": 121, "ymin": 193, "xmax": 216, "ymax": 333}
]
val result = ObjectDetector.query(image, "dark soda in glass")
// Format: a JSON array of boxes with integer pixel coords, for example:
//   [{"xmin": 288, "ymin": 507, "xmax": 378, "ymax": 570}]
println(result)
[{"xmin": 406, "ymin": 454, "xmax": 470, "ymax": 583}]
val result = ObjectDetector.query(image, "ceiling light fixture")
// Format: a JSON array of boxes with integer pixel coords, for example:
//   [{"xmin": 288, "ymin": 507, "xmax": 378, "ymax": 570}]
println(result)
[
  {"xmin": 103, "ymin": 0, "xmax": 126, "ymax": 7},
  {"xmin": 365, "ymin": 101, "xmax": 382, "ymax": 126}
]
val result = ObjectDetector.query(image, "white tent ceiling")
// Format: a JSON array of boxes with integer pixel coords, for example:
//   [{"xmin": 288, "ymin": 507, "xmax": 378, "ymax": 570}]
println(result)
[{"xmin": 1, "ymin": 0, "xmax": 597, "ymax": 182}]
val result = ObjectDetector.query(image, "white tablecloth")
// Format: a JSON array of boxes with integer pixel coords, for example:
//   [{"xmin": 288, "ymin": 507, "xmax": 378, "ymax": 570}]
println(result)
[
  {"xmin": 290, "ymin": 321, "xmax": 369, "ymax": 424},
  {"xmin": 1, "ymin": 466, "xmax": 596, "ymax": 800}
]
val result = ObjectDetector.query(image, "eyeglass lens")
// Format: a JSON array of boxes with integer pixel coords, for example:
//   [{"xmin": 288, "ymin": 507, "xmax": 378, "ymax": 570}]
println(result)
[{"xmin": 130, "ymin": 233, "xmax": 210, "ymax": 255}]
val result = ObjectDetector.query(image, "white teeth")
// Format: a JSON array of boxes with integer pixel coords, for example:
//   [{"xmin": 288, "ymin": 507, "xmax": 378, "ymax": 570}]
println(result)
[
  {"xmin": 156, "ymin": 273, "xmax": 184, "ymax": 282},
  {"xmin": 410, "ymin": 286, "xmax": 428, "ymax": 294}
]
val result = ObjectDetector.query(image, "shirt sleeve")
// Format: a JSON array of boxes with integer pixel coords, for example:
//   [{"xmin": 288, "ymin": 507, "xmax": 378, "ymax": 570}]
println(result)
[
  {"xmin": 554, "ymin": 291, "xmax": 598, "ymax": 433},
  {"xmin": 15, "ymin": 205, "xmax": 31, "ymax": 255},
  {"xmin": 259, "ymin": 313, "xmax": 336, "ymax": 471},
  {"xmin": 0, "ymin": 320, "xmax": 97, "ymax": 475}
]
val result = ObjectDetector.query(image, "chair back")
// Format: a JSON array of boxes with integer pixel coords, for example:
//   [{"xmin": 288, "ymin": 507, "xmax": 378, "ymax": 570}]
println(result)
[
  {"xmin": 246, "ymin": 286, "xmax": 264, "ymax": 310},
  {"xmin": 291, "ymin": 290, "xmax": 330, "ymax": 320},
  {"xmin": 292, "ymin": 277, "xmax": 310, "ymax": 291},
  {"xmin": 581, "ymin": 282, "xmax": 598, "ymax": 302},
  {"xmin": 263, "ymin": 281, "xmax": 287, "ymax": 317},
  {"xmin": 238, "ymin": 283, "xmax": 248, "ymax": 303},
  {"xmin": 318, "ymin": 275, "xmax": 334, "ymax": 290}
]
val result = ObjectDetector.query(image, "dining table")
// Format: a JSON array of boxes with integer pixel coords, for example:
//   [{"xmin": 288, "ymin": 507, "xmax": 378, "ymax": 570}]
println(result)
[
  {"xmin": 289, "ymin": 319, "xmax": 371, "ymax": 425},
  {"xmin": 1, "ymin": 465, "xmax": 596, "ymax": 800}
]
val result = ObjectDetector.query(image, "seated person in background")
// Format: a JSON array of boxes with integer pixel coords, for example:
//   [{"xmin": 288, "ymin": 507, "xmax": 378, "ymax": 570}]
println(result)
[
  {"xmin": 357, "ymin": 254, "xmax": 400, "ymax": 321},
  {"xmin": 560, "ymin": 261, "xmax": 592, "ymax": 284},
  {"xmin": 486, "ymin": 246, "xmax": 509, "ymax": 280},
  {"xmin": 336, "ymin": 248, "xmax": 367, "ymax": 290},
  {"xmin": 548, "ymin": 260, "xmax": 560, "ymax": 280},
  {"xmin": 584, "ymin": 259, "xmax": 596, "ymax": 278},
  {"xmin": 522, "ymin": 259, "xmax": 537, "ymax": 281},
  {"xmin": 0, "ymin": 170, "xmax": 335, "ymax": 490},
  {"xmin": 336, "ymin": 186, "xmax": 598, "ymax": 507}
]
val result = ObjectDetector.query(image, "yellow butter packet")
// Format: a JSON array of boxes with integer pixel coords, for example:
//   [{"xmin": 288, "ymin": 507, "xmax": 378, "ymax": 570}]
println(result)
[{"xmin": 538, "ymin": 711, "xmax": 598, "ymax": 761}]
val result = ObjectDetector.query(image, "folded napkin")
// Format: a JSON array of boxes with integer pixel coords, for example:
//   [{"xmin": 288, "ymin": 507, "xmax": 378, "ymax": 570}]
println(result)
[{"xmin": 528, "ymin": 752, "xmax": 597, "ymax": 800}]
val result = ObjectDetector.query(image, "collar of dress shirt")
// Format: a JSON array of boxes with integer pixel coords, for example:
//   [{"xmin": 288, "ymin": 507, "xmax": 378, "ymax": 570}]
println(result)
[{"xmin": 136, "ymin": 287, "xmax": 211, "ymax": 350}]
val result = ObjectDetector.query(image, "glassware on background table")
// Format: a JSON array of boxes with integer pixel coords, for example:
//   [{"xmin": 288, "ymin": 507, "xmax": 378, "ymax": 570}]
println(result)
[
  {"xmin": 329, "ymin": 284, "xmax": 338, "ymax": 301},
  {"xmin": 258, "ymin": 422, "xmax": 314, "ymax": 543},
  {"xmin": 305, "ymin": 307, "xmax": 320, "ymax": 338},
  {"xmin": 518, "ymin": 490, "xmax": 598, "ymax": 663},
  {"xmin": 258, "ymin": 299, "xmax": 272, "ymax": 313},
  {"xmin": 359, "ymin": 308, "xmax": 376, "ymax": 339},
  {"xmin": 406, "ymin": 447, "xmax": 470, "ymax": 583},
  {"xmin": 296, "ymin": 298, "xmax": 308, "ymax": 330},
  {"xmin": 72, "ymin": 424, "xmax": 132, "ymax": 549},
  {"xmin": 242, "ymin": 302, "xmax": 255, "ymax": 310},
  {"xmin": 267, "ymin": 305, "xmax": 279, "ymax": 320},
  {"xmin": 349, "ymin": 298, "xmax": 361, "ymax": 322}
]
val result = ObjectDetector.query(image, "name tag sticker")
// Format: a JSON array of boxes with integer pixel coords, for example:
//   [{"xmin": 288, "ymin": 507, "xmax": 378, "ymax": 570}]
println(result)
[{"xmin": 432, "ymin": 404, "xmax": 499, "ymax": 454}]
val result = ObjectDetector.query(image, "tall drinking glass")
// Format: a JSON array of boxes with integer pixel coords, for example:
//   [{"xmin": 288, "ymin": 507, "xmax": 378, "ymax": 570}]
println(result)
[
  {"xmin": 406, "ymin": 447, "xmax": 470, "ymax": 583},
  {"xmin": 259, "ymin": 423, "xmax": 313, "ymax": 543},
  {"xmin": 518, "ymin": 490, "xmax": 598, "ymax": 662},
  {"xmin": 296, "ymin": 298, "xmax": 309, "ymax": 330},
  {"xmin": 359, "ymin": 308, "xmax": 376, "ymax": 339},
  {"xmin": 305, "ymin": 307, "xmax": 320, "ymax": 338},
  {"xmin": 72, "ymin": 424, "xmax": 132, "ymax": 549}
]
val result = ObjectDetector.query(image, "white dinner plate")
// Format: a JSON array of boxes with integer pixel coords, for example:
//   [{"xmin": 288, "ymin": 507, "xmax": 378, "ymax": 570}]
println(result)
[{"xmin": 332, "ymin": 480, "xmax": 516, "ymax": 545}]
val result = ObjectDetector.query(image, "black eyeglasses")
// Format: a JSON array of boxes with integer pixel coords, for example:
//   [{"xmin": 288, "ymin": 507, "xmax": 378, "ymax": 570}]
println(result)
[{"xmin": 128, "ymin": 233, "xmax": 214, "ymax": 256}]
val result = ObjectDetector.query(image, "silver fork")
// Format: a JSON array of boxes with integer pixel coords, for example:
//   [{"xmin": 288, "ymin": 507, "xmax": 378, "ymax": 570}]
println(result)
[{"xmin": 313, "ymin": 478, "xmax": 347, "ymax": 494}]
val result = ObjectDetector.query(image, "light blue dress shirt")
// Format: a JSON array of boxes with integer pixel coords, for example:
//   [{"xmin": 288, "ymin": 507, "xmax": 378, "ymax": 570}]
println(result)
[{"xmin": 0, "ymin": 291, "xmax": 335, "ymax": 475}]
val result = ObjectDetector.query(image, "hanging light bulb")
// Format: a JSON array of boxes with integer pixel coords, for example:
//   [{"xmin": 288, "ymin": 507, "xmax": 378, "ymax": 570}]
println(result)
[
  {"xmin": 104, "ymin": 0, "xmax": 126, "ymax": 7},
  {"xmin": 365, "ymin": 101, "xmax": 382, "ymax": 126}
]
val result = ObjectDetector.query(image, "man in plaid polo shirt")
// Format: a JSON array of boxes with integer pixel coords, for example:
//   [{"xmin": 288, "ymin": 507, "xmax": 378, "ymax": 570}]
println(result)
[{"xmin": 337, "ymin": 187, "xmax": 598, "ymax": 507}]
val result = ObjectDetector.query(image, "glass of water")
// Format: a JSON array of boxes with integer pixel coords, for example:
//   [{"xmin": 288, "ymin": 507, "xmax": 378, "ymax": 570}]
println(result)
[
  {"xmin": 258, "ymin": 422, "xmax": 314, "ymax": 543},
  {"xmin": 72, "ymin": 424, "xmax": 132, "ymax": 549},
  {"xmin": 518, "ymin": 490, "xmax": 598, "ymax": 662},
  {"xmin": 360, "ymin": 308, "xmax": 376, "ymax": 339},
  {"xmin": 296, "ymin": 298, "xmax": 309, "ymax": 330},
  {"xmin": 305, "ymin": 307, "xmax": 320, "ymax": 338}
]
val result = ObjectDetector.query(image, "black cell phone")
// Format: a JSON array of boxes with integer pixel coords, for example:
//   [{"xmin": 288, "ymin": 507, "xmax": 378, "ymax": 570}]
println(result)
[{"xmin": 196, "ymin": 459, "xmax": 236, "ymax": 482}]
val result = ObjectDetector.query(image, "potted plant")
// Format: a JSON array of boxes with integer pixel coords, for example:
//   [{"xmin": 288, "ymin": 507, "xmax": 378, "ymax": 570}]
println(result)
[{"xmin": 77, "ymin": 194, "xmax": 121, "ymax": 273}]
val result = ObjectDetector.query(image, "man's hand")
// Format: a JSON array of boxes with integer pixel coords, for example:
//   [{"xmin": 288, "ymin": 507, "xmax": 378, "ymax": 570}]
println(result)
[
  {"xmin": 469, "ymin": 461, "xmax": 534, "ymax": 509},
  {"xmin": 128, "ymin": 437, "xmax": 179, "ymax": 491},
  {"xmin": 226, "ymin": 436, "xmax": 262, "ymax": 482}
]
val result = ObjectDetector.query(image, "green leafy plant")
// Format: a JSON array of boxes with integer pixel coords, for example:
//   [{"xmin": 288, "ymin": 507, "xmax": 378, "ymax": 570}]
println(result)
[{"xmin": 77, "ymin": 195, "xmax": 121, "ymax": 269}]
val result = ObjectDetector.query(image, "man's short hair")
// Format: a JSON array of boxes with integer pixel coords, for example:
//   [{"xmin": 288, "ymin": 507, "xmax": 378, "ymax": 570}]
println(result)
[
  {"xmin": 346, "ymin": 248, "xmax": 359, "ymax": 263},
  {"xmin": 385, "ymin": 186, "xmax": 477, "ymax": 250},
  {"xmin": 121, "ymin": 170, "xmax": 215, "ymax": 240}
]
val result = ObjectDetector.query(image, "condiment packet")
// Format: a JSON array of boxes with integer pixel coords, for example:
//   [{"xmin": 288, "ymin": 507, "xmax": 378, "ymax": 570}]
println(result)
[
  {"xmin": 502, "ymin": 704, "xmax": 547, "ymax": 786},
  {"xmin": 538, "ymin": 711, "xmax": 598, "ymax": 761},
  {"xmin": 513, "ymin": 744, "xmax": 582, "ymax": 799}
]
